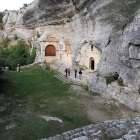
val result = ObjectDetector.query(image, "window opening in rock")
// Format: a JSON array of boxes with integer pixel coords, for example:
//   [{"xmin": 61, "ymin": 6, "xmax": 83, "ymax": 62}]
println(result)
[{"xmin": 91, "ymin": 45, "xmax": 93, "ymax": 51}]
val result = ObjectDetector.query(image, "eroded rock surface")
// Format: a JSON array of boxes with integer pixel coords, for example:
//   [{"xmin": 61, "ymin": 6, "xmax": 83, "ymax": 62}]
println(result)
[
  {"xmin": 2, "ymin": 0, "xmax": 140, "ymax": 111},
  {"xmin": 40, "ymin": 117, "xmax": 140, "ymax": 140}
]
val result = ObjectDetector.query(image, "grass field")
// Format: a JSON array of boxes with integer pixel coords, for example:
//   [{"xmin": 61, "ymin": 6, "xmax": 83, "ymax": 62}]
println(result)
[{"xmin": 0, "ymin": 65, "xmax": 91, "ymax": 140}]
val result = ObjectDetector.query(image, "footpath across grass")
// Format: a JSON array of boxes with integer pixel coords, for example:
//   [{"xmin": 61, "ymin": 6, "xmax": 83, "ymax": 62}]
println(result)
[{"xmin": 0, "ymin": 65, "xmax": 91, "ymax": 140}]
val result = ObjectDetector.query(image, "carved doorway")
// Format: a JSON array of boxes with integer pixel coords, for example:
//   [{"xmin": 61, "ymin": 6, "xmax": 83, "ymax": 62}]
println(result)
[
  {"xmin": 45, "ymin": 45, "xmax": 56, "ymax": 56},
  {"xmin": 89, "ymin": 57, "xmax": 94, "ymax": 70}
]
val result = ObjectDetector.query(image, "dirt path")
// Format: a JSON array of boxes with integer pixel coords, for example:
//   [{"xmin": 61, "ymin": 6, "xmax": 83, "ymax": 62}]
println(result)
[{"xmin": 69, "ymin": 84, "xmax": 140, "ymax": 124}]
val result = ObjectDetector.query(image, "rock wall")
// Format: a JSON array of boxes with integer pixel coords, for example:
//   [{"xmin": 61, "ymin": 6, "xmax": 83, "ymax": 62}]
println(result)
[
  {"xmin": 2, "ymin": 0, "xmax": 140, "ymax": 110},
  {"xmin": 40, "ymin": 117, "xmax": 140, "ymax": 140}
]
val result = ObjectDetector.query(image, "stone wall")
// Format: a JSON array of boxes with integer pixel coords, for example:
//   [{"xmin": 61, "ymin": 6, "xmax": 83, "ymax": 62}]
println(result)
[
  {"xmin": 20, "ymin": 62, "xmax": 40, "ymax": 70},
  {"xmin": 40, "ymin": 117, "xmax": 140, "ymax": 140}
]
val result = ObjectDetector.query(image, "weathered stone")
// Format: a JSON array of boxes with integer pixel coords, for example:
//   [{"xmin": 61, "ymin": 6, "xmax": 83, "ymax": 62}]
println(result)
[
  {"xmin": 39, "ymin": 117, "xmax": 140, "ymax": 140},
  {"xmin": 87, "ymin": 74, "xmax": 106, "ymax": 95}
]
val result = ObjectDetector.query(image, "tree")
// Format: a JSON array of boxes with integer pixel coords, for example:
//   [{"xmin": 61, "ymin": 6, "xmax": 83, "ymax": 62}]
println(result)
[
  {"xmin": 27, "ymin": 45, "xmax": 36, "ymax": 64},
  {"xmin": 4, "ymin": 40, "xmax": 30, "ymax": 70},
  {"xmin": 2, "ymin": 37, "xmax": 11, "ymax": 48}
]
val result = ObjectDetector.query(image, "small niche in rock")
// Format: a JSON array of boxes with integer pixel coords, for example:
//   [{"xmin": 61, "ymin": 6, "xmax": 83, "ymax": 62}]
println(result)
[{"xmin": 112, "ymin": 73, "xmax": 119, "ymax": 80}]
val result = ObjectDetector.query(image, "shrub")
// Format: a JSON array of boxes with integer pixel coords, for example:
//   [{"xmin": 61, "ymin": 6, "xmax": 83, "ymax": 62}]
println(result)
[
  {"xmin": 27, "ymin": 46, "xmax": 36, "ymax": 64},
  {"xmin": 1, "ymin": 39, "xmax": 31, "ymax": 70},
  {"xmin": 2, "ymin": 37, "xmax": 11, "ymax": 48},
  {"xmin": 0, "ymin": 58, "xmax": 5, "ymax": 75},
  {"xmin": 14, "ymin": 34, "xmax": 18, "ymax": 40},
  {"xmin": 10, "ymin": 28, "xmax": 15, "ymax": 33},
  {"xmin": 0, "ymin": 12, "xmax": 4, "ymax": 30},
  {"xmin": 37, "ymin": 31, "xmax": 40, "ymax": 38},
  {"xmin": 117, "ymin": 77, "xmax": 123, "ymax": 86},
  {"xmin": 105, "ymin": 76, "xmax": 115, "ymax": 85}
]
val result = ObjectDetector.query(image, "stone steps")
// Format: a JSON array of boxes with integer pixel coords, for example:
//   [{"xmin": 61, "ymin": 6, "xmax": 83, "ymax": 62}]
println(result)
[
  {"xmin": 54, "ymin": 74, "xmax": 87, "ymax": 86},
  {"xmin": 40, "ymin": 117, "xmax": 140, "ymax": 140}
]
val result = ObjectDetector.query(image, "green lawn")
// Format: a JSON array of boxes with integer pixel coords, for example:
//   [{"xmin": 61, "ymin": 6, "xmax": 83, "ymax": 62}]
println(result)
[{"xmin": 0, "ymin": 65, "xmax": 91, "ymax": 140}]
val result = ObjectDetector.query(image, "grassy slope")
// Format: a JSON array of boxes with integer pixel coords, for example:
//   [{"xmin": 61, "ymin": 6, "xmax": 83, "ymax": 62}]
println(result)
[{"xmin": 0, "ymin": 66, "xmax": 91, "ymax": 140}]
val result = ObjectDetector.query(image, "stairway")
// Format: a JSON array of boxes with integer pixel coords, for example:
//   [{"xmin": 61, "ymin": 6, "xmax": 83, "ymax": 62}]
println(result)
[{"xmin": 54, "ymin": 74, "xmax": 87, "ymax": 86}]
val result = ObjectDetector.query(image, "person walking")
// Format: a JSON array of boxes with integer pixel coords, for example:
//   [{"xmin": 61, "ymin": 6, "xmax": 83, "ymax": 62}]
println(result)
[
  {"xmin": 75, "ymin": 69, "xmax": 77, "ymax": 78},
  {"xmin": 68, "ymin": 67, "xmax": 70, "ymax": 76},
  {"xmin": 65, "ymin": 68, "xmax": 67, "ymax": 77},
  {"xmin": 79, "ymin": 70, "xmax": 82, "ymax": 80}
]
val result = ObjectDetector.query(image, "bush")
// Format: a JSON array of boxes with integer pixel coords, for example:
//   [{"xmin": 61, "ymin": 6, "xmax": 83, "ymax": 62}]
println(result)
[
  {"xmin": 14, "ymin": 34, "xmax": 18, "ymax": 40},
  {"xmin": 10, "ymin": 28, "xmax": 15, "ymax": 33},
  {"xmin": 37, "ymin": 31, "xmax": 40, "ymax": 38},
  {"xmin": 27, "ymin": 46, "xmax": 36, "ymax": 64},
  {"xmin": 0, "ymin": 58, "xmax": 5, "ymax": 75},
  {"xmin": 0, "ymin": 39, "xmax": 32, "ymax": 70},
  {"xmin": 0, "ymin": 12, "xmax": 4, "ymax": 30},
  {"xmin": 117, "ymin": 77, "xmax": 123, "ymax": 86},
  {"xmin": 2, "ymin": 37, "xmax": 11, "ymax": 48},
  {"xmin": 105, "ymin": 76, "xmax": 115, "ymax": 85}
]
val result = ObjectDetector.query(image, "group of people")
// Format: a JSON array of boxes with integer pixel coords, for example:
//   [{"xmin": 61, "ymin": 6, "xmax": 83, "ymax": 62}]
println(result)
[{"xmin": 65, "ymin": 68, "xmax": 82, "ymax": 80}]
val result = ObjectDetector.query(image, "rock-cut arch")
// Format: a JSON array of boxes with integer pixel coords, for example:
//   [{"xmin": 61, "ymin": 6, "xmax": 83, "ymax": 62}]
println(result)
[{"xmin": 45, "ymin": 45, "xmax": 56, "ymax": 56}]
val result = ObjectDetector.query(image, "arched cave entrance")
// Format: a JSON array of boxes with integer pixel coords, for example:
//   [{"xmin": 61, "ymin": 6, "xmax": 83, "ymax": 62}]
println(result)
[
  {"xmin": 89, "ymin": 57, "xmax": 94, "ymax": 70},
  {"xmin": 45, "ymin": 45, "xmax": 56, "ymax": 56}
]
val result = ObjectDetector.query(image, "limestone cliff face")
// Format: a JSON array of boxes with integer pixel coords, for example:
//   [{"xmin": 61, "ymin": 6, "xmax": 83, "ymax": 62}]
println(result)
[{"xmin": 2, "ymin": 0, "xmax": 140, "ymax": 111}]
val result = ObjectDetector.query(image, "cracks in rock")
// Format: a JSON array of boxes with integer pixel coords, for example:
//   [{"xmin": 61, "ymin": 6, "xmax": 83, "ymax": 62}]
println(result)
[
  {"xmin": 105, "ymin": 35, "xmax": 112, "ymax": 49},
  {"xmin": 129, "ymin": 43, "xmax": 140, "ymax": 47},
  {"xmin": 122, "ymin": 23, "xmax": 128, "ymax": 34}
]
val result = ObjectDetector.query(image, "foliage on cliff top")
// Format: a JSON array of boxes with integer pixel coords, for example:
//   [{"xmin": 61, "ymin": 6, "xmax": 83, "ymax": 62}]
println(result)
[
  {"xmin": 0, "ymin": 12, "xmax": 4, "ymax": 30},
  {"xmin": 100, "ymin": 0, "xmax": 140, "ymax": 30},
  {"xmin": 1, "ymin": 37, "xmax": 11, "ymax": 48}
]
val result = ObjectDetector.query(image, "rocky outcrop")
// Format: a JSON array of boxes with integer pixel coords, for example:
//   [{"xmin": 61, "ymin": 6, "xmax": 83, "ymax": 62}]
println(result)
[
  {"xmin": 2, "ymin": 0, "xmax": 140, "ymax": 110},
  {"xmin": 40, "ymin": 117, "xmax": 140, "ymax": 140},
  {"xmin": 87, "ymin": 73, "xmax": 140, "ymax": 111}
]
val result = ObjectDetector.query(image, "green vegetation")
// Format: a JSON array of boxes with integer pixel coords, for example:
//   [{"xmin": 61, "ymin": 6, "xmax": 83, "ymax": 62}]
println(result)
[
  {"xmin": 2, "ymin": 37, "xmax": 11, "ymax": 48},
  {"xmin": 105, "ymin": 76, "xmax": 123, "ymax": 86},
  {"xmin": 0, "ymin": 66, "xmax": 91, "ymax": 140},
  {"xmin": 27, "ymin": 45, "xmax": 36, "ymax": 64},
  {"xmin": 83, "ymin": 86, "xmax": 99, "ymax": 96},
  {"xmin": 100, "ymin": 0, "xmax": 140, "ymax": 31},
  {"xmin": 10, "ymin": 28, "xmax": 15, "ymax": 33},
  {"xmin": 14, "ymin": 34, "xmax": 18, "ymax": 40},
  {"xmin": 0, "ymin": 58, "xmax": 4, "ymax": 75},
  {"xmin": 0, "ymin": 39, "xmax": 36, "ymax": 70},
  {"xmin": 105, "ymin": 76, "xmax": 115, "ymax": 85},
  {"xmin": 117, "ymin": 77, "xmax": 123, "ymax": 86},
  {"xmin": 0, "ymin": 12, "xmax": 4, "ymax": 30},
  {"xmin": 37, "ymin": 31, "xmax": 40, "ymax": 38}
]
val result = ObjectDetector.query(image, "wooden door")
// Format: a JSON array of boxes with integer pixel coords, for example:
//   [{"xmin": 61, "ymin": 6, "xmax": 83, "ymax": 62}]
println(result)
[
  {"xmin": 45, "ymin": 45, "xmax": 56, "ymax": 56},
  {"xmin": 89, "ymin": 57, "xmax": 94, "ymax": 69}
]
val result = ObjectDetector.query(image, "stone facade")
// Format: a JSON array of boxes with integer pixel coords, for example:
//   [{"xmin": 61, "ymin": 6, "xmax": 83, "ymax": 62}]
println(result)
[
  {"xmin": 34, "ymin": 37, "xmax": 73, "ymax": 65},
  {"xmin": 78, "ymin": 43, "xmax": 101, "ymax": 71}
]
